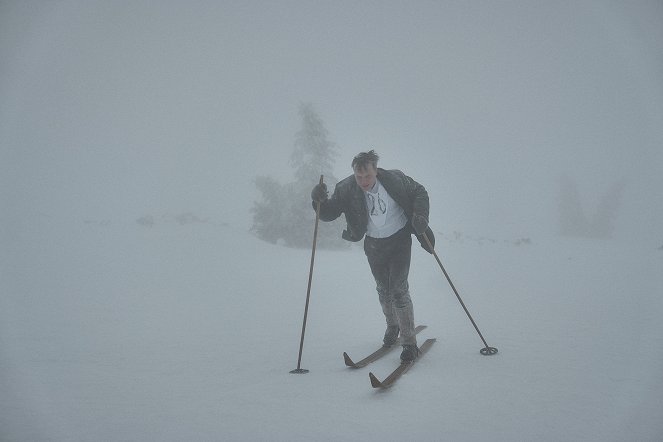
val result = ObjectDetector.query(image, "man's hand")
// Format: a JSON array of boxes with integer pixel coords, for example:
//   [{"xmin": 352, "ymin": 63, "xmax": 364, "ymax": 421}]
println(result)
[
  {"xmin": 411, "ymin": 213, "xmax": 428, "ymax": 235},
  {"xmin": 311, "ymin": 183, "xmax": 328, "ymax": 203}
]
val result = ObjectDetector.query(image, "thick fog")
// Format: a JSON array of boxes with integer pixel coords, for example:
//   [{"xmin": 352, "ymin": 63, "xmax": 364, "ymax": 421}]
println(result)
[
  {"xmin": 1, "ymin": 1, "xmax": 662, "ymax": 241},
  {"xmin": 2, "ymin": 3, "xmax": 663, "ymax": 440}
]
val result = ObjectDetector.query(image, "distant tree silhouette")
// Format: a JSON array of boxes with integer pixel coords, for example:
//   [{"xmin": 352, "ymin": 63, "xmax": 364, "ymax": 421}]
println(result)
[
  {"xmin": 557, "ymin": 175, "xmax": 625, "ymax": 238},
  {"xmin": 291, "ymin": 103, "xmax": 339, "ymax": 184},
  {"xmin": 590, "ymin": 180, "xmax": 626, "ymax": 238},
  {"xmin": 251, "ymin": 103, "xmax": 347, "ymax": 249}
]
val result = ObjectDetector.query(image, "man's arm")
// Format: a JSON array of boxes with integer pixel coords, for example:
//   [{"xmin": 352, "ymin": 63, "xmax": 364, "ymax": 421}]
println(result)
[
  {"xmin": 403, "ymin": 174, "xmax": 430, "ymax": 220},
  {"xmin": 311, "ymin": 182, "xmax": 344, "ymax": 222}
]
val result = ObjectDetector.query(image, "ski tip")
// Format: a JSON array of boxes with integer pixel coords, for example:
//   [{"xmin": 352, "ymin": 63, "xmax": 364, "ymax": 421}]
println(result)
[
  {"xmin": 419, "ymin": 338, "xmax": 437, "ymax": 353},
  {"xmin": 369, "ymin": 372, "xmax": 383, "ymax": 388},
  {"xmin": 343, "ymin": 352, "xmax": 356, "ymax": 367}
]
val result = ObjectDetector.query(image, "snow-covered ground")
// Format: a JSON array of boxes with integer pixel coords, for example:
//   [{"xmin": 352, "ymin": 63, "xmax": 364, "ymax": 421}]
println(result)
[{"xmin": 2, "ymin": 216, "xmax": 661, "ymax": 441}]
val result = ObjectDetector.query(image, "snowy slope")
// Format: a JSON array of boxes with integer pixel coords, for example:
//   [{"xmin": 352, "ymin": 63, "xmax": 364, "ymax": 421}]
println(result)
[{"xmin": 2, "ymin": 217, "xmax": 661, "ymax": 441}]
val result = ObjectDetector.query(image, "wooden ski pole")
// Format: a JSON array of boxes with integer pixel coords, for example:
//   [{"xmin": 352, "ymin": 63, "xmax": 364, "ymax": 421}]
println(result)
[
  {"xmin": 422, "ymin": 232, "xmax": 498, "ymax": 356},
  {"xmin": 291, "ymin": 175, "xmax": 324, "ymax": 374}
]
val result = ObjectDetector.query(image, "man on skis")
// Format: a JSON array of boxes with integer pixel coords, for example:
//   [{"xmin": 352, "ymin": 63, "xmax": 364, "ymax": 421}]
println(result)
[{"xmin": 311, "ymin": 150, "xmax": 434, "ymax": 362}]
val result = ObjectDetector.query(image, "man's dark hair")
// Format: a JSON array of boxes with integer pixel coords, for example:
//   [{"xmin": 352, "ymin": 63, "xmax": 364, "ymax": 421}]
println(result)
[{"xmin": 352, "ymin": 150, "xmax": 379, "ymax": 171}]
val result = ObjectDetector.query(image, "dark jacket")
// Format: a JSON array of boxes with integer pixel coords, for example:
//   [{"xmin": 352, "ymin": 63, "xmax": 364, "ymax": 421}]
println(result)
[{"xmin": 314, "ymin": 168, "xmax": 435, "ymax": 253}]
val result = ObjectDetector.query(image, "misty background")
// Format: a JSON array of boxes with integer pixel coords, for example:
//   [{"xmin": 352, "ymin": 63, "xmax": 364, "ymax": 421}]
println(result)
[
  {"xmin": 1, "ymin": 2, "xmax": 663, "ymax": 440},
  {"xmin": 2, "ymin": 0, "xmax": 662, "ymax": 244}
]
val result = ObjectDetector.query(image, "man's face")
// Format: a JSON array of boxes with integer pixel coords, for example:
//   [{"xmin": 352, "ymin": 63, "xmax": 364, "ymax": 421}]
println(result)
[{"xmin": 354, "ymin": 164, "xmax": 377, "ymax": 192}]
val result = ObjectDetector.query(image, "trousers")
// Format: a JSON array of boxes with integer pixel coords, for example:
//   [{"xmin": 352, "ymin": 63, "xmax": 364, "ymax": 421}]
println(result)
[{"xmin": 363, "ymin": 227, "xmax": 417, "ymax": 346}]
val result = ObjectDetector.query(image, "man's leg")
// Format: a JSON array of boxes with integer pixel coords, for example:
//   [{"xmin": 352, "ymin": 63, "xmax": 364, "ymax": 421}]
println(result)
[
  {"xmin": 388, "ymin": 232, "xmax": 417, "ymax": 347},
  {"xmin": 365, "ymin": 237, "xmax": 399, "ymax": 344}
]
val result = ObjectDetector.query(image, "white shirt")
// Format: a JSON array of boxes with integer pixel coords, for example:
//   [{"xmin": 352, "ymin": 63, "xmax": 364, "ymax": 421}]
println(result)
[{"xmin": 365, "ymin": 179, "xmax": 408, "ymax": 238}]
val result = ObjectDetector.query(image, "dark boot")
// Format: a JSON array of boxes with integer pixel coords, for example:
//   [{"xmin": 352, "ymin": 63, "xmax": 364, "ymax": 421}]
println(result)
[
  {"xmin": 383, "ymin": 325, "xmax": 400, "ymax": 346},
  {"xmin": 400, "ymin": 344, "xmax": 419, "ymax": 362}
]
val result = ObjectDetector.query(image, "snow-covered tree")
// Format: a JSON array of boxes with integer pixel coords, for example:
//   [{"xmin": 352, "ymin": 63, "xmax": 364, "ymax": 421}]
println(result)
[
  {"xmin": 590, "ymin": 180, "xmax": 625, "ymax": 238},
  {"xmin": 290, "ymin": 102, "xmax": 339, "ymax": 184},
  {"xmin": 558, "ymin": 175, "xmax": 588, "ymax": 237},
  {"xmin": 251, "ymin": 104, "xmax": 347, "ymax": 249},
  {"xmin": 251, "ymin": 176, "xmax": 287, "ymax": 244},
  {"xmin": 557, "ymin": 175, "xmax": 625, "ymax": 238}
]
